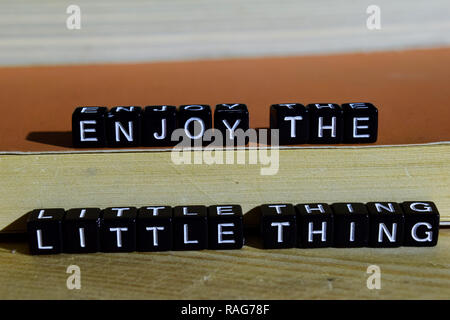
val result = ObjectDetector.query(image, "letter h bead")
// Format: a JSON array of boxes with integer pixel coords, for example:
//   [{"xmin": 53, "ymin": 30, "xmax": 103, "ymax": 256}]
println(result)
[
  {"xmin": 402, "ymin": 201, "xmax": 439, "ymax": 246},
  {"xmin": 173, "ymin": 206, "xmax": 208, "ymax": 250},
  {"xmin": 72, "ymin": 106, "xmax": 108, "ymax": 147},
  {"xmin": 307, "ymin": 103, "xmax": 343, "ymax": 143},
  {"xmin": 296, "ymin": 203, "xmax": 334, "ymax": 248},
  {"xmin": 27, "ymin": 209, "xmax": 65, "ymax": 255},
  {"xmin": 208, "ymin": 205, "xmax": 244, "ymax": 250}
]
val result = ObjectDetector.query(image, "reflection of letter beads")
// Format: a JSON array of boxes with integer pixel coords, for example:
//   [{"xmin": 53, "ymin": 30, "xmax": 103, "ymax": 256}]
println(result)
[
  {"xmin": 27, "ymin": 201, "xmax": 439, "ymax": 255},
  {"xmin": 72, "ymin": 103, "xmax": 378, "ymax": 147}
]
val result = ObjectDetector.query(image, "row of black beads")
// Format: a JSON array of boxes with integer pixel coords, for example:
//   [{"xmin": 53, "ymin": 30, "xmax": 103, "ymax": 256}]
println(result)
[
  {"xmin": 260, "ymin": 201, "xmax": 439, "ymax": 249},
  {"xmin": 72, "ymin": 103, "xmax": 377, "ymax": 147},
  {"xmin": 27, "ymin": 205, "xmax": 244, "ymax": 255}
]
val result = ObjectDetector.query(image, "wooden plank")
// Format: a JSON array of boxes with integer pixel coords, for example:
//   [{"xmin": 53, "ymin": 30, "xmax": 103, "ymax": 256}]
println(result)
[
  {"xmin": 0, "ymin": 145, "xmax": 449, "ymax": 299},
  {"xmin": 0, "ymin": 227, "xmax": 449, "ymax": 299},
  {"xmin": 1, "ymin": 144, "xmax": 449, "ymax": 230},
  {"xmin": 1, "ymin": 0, "xmax": 449, "ymax": 66}
]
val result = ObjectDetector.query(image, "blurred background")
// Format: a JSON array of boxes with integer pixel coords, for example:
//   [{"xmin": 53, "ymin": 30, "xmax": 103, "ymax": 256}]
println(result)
[{"xmin": 1, "ymin": 0, "xmax": 449, "ymax": 66}]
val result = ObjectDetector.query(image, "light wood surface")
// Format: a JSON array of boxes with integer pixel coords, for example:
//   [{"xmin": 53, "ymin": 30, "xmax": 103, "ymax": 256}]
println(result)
[
  {"xmin": 0, "ymin": 145, "xmax": 449, "ymax": 299},
  {"xmin": 1, "ymin": 0, "xmax": 449, "ymax": 66}
]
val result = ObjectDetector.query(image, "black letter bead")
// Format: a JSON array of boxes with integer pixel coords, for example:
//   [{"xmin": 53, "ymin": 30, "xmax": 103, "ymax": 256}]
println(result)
[
  {"xmin": 173, "ymin": 206, "xmax": 208, "ymax": 250},
  {"xmin": 402, "ymin": 201, "xmax": 439, "ymax": 247},
  {"xmin": 27, "ymin": 209, "xmax": 65, "ymax": 255},
  {"xmin": 307, "ymin": 103, "xmax": 343, "ymax": 144},
  {"xmin": 106, "ymin": 106, "xmax": 142, "ymax": 147},
  {"xmin": 63, "ymin": 208, "xmax": 101, "ymax": 253},
  {"xmin": 214, "ymin": 104, "xmax": 249, "ymax": 146},
  {"xmin": 137, "ymin": 206, "xmax": 173, "ymax": 251},
  {"xmin": 72, "ymin": 106, "xmax": 107, "ymax": 147},
  {"xmin": 178, "ymin": 105, "xmax": 212, "ymax": 145},
  {"xmin": 367, "ymin": 202, "xmax": 404, "ymax": 247},
  {"xmin": 260, "ymin": 204, "xmax": 297, "ymax": 249},
  {"xmin": 208, "ymin": 205, "xmax": 244, "ymax": 250},
  {"xmin": 143, "ymin": 106, "xmax": 177, "ymax": 147},
  {"xmin": 342, "ymin": 103, "xmax": 378, "ymax": 143},
  {"xmin": 296, "ymin": 203, "xmax": 334, "ymax": 248},
  {"xmin": 101, "ymin": 207, "xmax": 137, "ymax": 252},
  {"xmin": 270, "ymin": 104, "xmax": 309, "ymax": 145},
  {"xmin": 331, "ymin": 203, "xmax": 369, "ymax": 247}
]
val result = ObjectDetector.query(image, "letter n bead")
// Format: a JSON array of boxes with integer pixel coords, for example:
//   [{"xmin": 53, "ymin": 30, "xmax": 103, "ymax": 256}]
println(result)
[
  {"xmin": 402, "ymin": 201, "xmax": 439, "ymax": 246},
  {"xmin": 137, "ymin": 206, "xmax": 173, "ymax": 251},
  {"xmin": 367, "ymin": 202, "xmax": 404, "ymax": 247},
  {"xmin": 143, "ymin": 106, "xmax": 177, "ymax": 146},
  {"xmin": 260, "ymin": 204, "xmax": 297, "ymax": 249},
  {"xmin": 208, "ymin": 205, "xmax": 244, "ymax": 250},
  {"xmin": 173, "ymin": 206, "xmax": 208, "ymax": 250},
  {"xmin": 296, "ymin": 203, "xmax": 334, "ymax": 248},
  {"xmin": 27, "ymin": 209, "xmax": 65, "ymax": 255},
  {"xmin": 101, "ymin": 207, "xmax": 137, "ymax": 252},
  {"xmin": 72, "ymin": 106, "xmax": 108, "ymax": 147},
  {"xmin": 106, "ymin": 106, "xmax": 142, "ymax": 147},
  {"xmin": 214, "ymin": 104, "xmax": 249, "ymax": 146},
  {"xmin": 270, "ymin": 104, "xmax": 309, "ymax": 145},
  {"xmin": 341, "ymin": 103, "xmax": 378, "ymax": 143},
  {"xmin": 63, "ymin": 208, "xmax": 101, "ymax": 253}
]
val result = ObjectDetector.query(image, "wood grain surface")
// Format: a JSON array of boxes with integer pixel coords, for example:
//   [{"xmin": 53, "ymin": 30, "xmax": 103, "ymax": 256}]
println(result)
[
  {"xmin": 0, "ymin": 145, "xmax": 449, "ymax": 299},
  {"xmin": 1, "ymin": 0, "xmax": 449, "ymax": 66}
]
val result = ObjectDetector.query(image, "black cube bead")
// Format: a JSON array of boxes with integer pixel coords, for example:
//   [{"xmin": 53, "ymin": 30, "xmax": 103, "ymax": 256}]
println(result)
[
  {"xmin": 331, "ymin": 203, "xmax": 369, "ymax": 247},
  {"xmin": 106, "ymin": 106, "xmax": 142, "ymax": 147},
  {"xmin": 402, "ymin": 201, "xmax": 439, "ymax": 247},
  {"xmin": 72, "ymin": 106, "xmax": 108, "ymax": 147},
  {"xmin": 63, "ymin": 208, "xmax": 101, "ymax": 253},
  {"xmin": 137, "ymin": 206, "xmax": 173, "ymax": 251},
  {"xmin": 260, "ymin": 204, "xmax": 297, "ymax": 249},
  {"xmin": 142, "ymin": 105, "xmax": 177, "ymax": 147},
  {"xmin": 367, "ymin": 202, "xmax": 404, "ymax": 247},
  {"xmin": 214, "ymin": 104, "xmax": 249, "ymax": 146},
  {"xmin": 27, "ymin": 209, "xmax": 65, "ymax": 255},
  {"xmin": 178, "ymin": 105, "xmax": 212, "ymax": 145},
  {"xmin": 101, "ymin": 207, "xmax": 137, "ymax": 252},
  {"xmin": 208, "ymin": 205, "xmax": 244, "ymax": 250},
  {"xmin": 270, "ymin": 103, "xmax": 309, "ymax": 145},
  {"xmin": 173, "ymin": 206, "xmax": 208, "ymax": 250},
  {"xmin": 296, "ymin": 203, "xmax": 334, "ymax": 248},
  {"xmin": 342, "ymin": 102, "xmax": 378, "ymax": 143},
  {"xmin": 307, "ymin": 103, "xmax": 343, "ymax": 144}
]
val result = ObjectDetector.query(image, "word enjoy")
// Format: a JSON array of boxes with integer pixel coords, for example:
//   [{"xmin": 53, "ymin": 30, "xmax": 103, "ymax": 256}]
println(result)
[
  {"xmin": 72, "ymin": 103, "xmax": 378, "ymax": 148},
  {"xmin": 27, "ymin": 201, "xmax": 439, "ymax": 255}
]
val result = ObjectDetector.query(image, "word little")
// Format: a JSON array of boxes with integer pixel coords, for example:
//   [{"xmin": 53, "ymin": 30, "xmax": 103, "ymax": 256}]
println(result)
[{"xmin": 27, "ymin": 201, "xmax": 438, "ymax": 255}]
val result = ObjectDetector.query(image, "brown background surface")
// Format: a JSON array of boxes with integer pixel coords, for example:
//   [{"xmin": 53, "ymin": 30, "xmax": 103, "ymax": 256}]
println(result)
[{"xmin": 0, "ymin": 47, "xmax": 449, "ymax": 152}]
